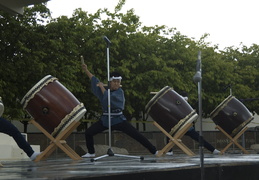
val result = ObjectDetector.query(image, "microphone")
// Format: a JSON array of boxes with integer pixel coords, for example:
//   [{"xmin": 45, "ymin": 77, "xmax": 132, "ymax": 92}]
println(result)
[
  {"xmin": 193, "ymin": 51, "xmax": 202, "ymax": 83},
  {"xmin": 193, "ymin": 71, "xmax": 202, "ymax": 83},
  {"xmin": 103, "ymin": 36, "xmax": 111, "ymax": 46}
]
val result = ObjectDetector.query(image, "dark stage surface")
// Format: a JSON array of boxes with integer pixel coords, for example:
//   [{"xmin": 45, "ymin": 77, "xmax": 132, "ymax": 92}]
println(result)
[{"xmin": 1, "ymin": 153, "xmax": 259, "ymax": 180}]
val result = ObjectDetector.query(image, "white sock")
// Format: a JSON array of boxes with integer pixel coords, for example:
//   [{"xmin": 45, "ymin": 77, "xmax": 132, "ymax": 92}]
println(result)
[{"xmin": 30, "ymin": 152, "xmax": 41, "ymax": 161}]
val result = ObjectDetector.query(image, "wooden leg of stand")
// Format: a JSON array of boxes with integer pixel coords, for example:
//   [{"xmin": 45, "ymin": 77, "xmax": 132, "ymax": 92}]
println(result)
[
  {"xmin": 171, "ymin": 123, "xmax": 195, "ymax": 156},
  {"xmin": 232, "ymin": 128, "xmax": 249, "ymax": 154},
  {"xmin": 55, "ymin": 121, "xmax": 80, "ymax": 141},
  {"xmin": 174, "ymin": 139, "xmax": 195, "ymax": 156},
  {"xmin": 216, "ymin": 125, "xmax": 235, "ymax": 154},
  {"xmin": 62, "ymin": 143, "xmax": 81, "ymax": 159},
  {"xmin": 54, "ymin": 121, "xmax": 82, "ymax": 160},
  {"xmin": 30, "ymin": 120, "xmax": 55, "ymax": 141},
  {"xmin": 30, "ymin": 120, "xmax": 57, "ymax": 162},
  {"xmin": 35, "ymin": 143, "xmax": 57, "ymax": 162},
  {"xmin": 158, "ymin": 141, "xmax": 175, "ymax": 156},
  {"xmin": 153, "ymin": 122, "xmax": 195, "ymax": 156},
  {"xmin": 216, "ymin": 125, "xmax": 249, "ymax": 154},
  {"xmin": 30, "ymin": 120, "xmax": 82, "ymax": 161}
]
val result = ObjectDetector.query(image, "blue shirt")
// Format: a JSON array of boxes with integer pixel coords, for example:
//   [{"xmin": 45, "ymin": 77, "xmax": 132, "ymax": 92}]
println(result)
[{"xmin": 91, "ymin": 76, "xmax": 126, "ymax": 127}]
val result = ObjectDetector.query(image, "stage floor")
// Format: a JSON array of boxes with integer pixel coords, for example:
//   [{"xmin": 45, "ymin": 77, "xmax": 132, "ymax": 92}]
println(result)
[{"xmin": 1, "ymin": 153, "xmax": 259, "ymax": 180}]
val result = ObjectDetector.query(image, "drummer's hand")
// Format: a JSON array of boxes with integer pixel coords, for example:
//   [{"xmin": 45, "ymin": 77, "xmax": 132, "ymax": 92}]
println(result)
[
  {"xmin": 97, "ymin": 82, "xmax": 104, "ymax": 87},
  {"xmin": 82, "ymin": 64, "xmax": 87, "ymax": 72},
  {"xmin": 97, "ymin": 82, "xmax": 106, "ymax": 94}
]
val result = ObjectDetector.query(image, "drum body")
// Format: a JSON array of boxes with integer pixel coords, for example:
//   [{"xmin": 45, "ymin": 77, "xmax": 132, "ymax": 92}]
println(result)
[
  {"xmin": 0, "ymin": 97, "xmax": 4, "ymax": 117},
  {"xmin": 210, "ymin": 95, "xmax": 254, "ymax": 137},
  {"xmin": 21, "ymin": 75, "xmax": 86, "ymax": 137},
  {"xmin": 146, "ymin": 86, "xmax": 198, "ymax": 135}
]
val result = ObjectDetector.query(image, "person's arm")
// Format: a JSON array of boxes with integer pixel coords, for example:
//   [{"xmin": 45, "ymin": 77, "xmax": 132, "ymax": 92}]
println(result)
[
  {"xmin": 97, "ymin": 82, "xmax": 106, "ymax": 94},
  {"xmin": 82, "ymin": 64, "xmax": 93, "ymax": 80},
  {"xmin": 82, "ymin": 63, "xmax": 106, "ymax": 94}
]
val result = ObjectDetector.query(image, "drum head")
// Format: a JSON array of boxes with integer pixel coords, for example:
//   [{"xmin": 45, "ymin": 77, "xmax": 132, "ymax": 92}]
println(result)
[
  {"xmin": 145, "ymin": 86, "xmax": 171, "ymax": 115},
  {"xmin": 21, "ymin": 75, "xmax": 57, "ymax": 109}
]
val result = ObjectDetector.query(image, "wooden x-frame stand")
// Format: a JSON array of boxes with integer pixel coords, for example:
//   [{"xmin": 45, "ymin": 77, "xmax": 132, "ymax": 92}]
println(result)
[
  {"xmin": 30, "ymin": 119, "xmax": 82, "ymax": 162},
  {"xmin": 215, "ymin": 125, "xmax": 249, "ymax": 154},
  {"xmin": 154, "ymin": 121, "xmax": 195, "ymax": 157}
]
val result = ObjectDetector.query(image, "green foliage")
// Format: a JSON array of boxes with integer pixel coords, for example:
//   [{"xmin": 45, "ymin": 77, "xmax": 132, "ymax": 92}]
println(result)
[{"xmin": 0, "ymin": 2, "xmax": 258, "ymax": 122}]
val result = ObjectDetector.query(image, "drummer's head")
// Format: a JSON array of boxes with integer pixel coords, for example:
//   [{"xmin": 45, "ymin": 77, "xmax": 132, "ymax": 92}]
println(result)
[
  {"xmin": 109, "ymin": 72, "xmax": 122, "ymax": 90},
  {"xmin": 180, "ymin": 91, "xmax": 188, "ymax": 101}
]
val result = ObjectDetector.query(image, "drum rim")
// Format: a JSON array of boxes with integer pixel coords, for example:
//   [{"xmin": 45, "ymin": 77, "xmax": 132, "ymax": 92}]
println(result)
[
  {"xmin": 20, "ymin": 75, "xmax": 58, "ymax": 109},
  {"xmin": 145, "ymin": 86, "xmax": 172, "ymax": 115},
  {"xmin": 169, "ymin": 110, "xmax": 198, "ymax": 136},
  {"xmin": 230, "ymin": 116, "xmax": 254, "ymax": 137},
  {"xmin": 210, "ymin": 95, "xmax": 234, "ymax": 119},
  {"xmin": 51, "ymin": 103, "xmax": 86, "ymax": 137}
]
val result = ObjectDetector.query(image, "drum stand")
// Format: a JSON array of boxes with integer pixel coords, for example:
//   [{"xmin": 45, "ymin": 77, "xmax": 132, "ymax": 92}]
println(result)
[
  {"xmin": 30, "ymin": 119, "xmax": 82, "ymax": 162},
  {"xmin": 154, "ymin": 122, "xmax": 195, "ymax": 156},
  {"xmin": 215, "ymin": 125, "xmax": 249, "ymax": 154}
]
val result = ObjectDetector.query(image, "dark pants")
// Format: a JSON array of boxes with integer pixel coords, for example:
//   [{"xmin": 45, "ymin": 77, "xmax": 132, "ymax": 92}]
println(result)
[
  {"xmin": 85, "ymin": 120, "xmax": 157, "ymax": 154},
  {"xmin": 167, "ymin": 127, "xmax": 215, "ymax": 152},
  {"xmin": 185, "ymin": 128, "xmax": 215, "ymax": 152},
  {"xmin": 0, "ymin": 117, "xmax": 34, "ymax": 157}
]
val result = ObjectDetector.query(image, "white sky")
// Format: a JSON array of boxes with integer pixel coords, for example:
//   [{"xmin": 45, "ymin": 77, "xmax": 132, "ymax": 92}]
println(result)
[{"xmin": 47, "ymin": 0, "xmax": 259, "ymax": 50}]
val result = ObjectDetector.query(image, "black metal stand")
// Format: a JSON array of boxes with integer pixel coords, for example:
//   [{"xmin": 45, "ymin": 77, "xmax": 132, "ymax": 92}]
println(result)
[{"xmin": 91, "ymin": 36, "xmax": 143, "ymax": 162}]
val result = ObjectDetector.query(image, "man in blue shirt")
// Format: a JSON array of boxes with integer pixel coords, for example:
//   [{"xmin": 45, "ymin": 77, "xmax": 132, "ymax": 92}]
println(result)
[{"xmin": 81, "ymin": 63, "xmax": 157, "ymax": 158}]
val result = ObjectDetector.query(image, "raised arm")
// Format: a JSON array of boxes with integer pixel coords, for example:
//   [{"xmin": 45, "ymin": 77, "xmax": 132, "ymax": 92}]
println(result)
[
  {"xmin": 82, "ymin": 63, "xmax": 106, "ymax": 94},
  {"xmin": 82, "ymin": 63, "xmax": 93, "ymax": 80}
]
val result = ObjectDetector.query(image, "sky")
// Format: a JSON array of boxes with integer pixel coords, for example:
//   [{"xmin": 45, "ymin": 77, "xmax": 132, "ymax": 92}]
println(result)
[{"xmin": 47, "ymin": 0, "xmax": 259, "ymax": 50}]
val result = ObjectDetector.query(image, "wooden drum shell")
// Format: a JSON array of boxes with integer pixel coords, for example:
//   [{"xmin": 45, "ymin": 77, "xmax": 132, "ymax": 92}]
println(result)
[
  {"xmin": 146, "ymin": 86, "xmax": 198, "ymax": 135},
  {"xmin": 21, "ymin": 75, "xmax": 86, "ymax": 137},
  {"xmin": 210, "ymin": 95, "xmax": 254, "ymax": 137}
]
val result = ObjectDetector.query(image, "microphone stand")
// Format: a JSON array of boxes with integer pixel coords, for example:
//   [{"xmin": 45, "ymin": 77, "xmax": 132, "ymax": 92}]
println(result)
[
  {"xmin": 91, "ymin": 36, "xmax": 143, "ymax": 162},
  {"xmin": 193, "ymin": 51, "xmax": 204, "ymax": 180}
]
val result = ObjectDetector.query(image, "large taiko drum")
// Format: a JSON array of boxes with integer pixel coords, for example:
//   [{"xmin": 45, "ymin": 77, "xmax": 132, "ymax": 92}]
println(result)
[
  {"xmin": 145, "ymin": 86, "xmax": 198, "ymax": 135},
  {"xmin": 0, "ymin": 97, "xmax": 4, "ymax": 117},
  {"xmin": 210, "ymin": 95, "xmax": 254, "ymax": 137},
  {"xmin": 21, "ymin": 75, "xmax": 86, "ymax": 137}
]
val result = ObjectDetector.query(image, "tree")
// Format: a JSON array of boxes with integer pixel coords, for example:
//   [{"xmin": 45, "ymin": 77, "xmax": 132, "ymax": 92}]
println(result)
[{"xmin": 1, "ymin": 1, "xmax": 258, "ymax": 124}]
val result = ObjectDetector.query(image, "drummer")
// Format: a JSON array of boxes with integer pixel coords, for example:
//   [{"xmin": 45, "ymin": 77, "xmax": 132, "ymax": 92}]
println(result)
[
  {"xmin": 166, "ymin": 92, "xmax": 221, "ymax": 156},
  {"xmin": 81, "ymin": 63, "xmax": 158, "ymax": 158},
  {"xmin": 0, "ymin": 97, "xmax": 41, "ymax": 163}
]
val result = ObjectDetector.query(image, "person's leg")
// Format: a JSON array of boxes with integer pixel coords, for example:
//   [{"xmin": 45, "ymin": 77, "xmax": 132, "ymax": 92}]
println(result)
[
  {"xmin": 113, "ymin": 121, "xmax": 157, "ymax": 154},
  {"xmin": 165, "ymin": 136, "xmax": 173, "ymax": 155},
  {"xmin": 0, "ymin": 117, "xmax": 34, "ymax": 157},
  {"xmin": 185, "ymin": 128, "xmax": 215, "ymax": 152},
  {"xmin": 84, "ymin": 120, "xmax": 107, "ymax": 154}
]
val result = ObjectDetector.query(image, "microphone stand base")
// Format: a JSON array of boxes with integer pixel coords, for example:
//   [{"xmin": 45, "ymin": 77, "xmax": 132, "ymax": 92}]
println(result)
[{"xmin": 90, "ymin": 148, "xmax": 144, "ymax": 162}]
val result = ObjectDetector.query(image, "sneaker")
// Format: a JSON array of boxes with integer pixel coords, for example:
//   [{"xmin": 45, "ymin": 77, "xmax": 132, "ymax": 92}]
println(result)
[
  {"xmin": 154, "ymin": 151, "xmax": 159, "ymax": 156},
  {"xmin": 166, "ymin": 151, "xmax": 174, "ymax": 156},
  {"xmin": 30, "ymin": 152, "xmax": 41, "ymax": 161},
  {"xmin": 81, "ymin": 153, "xmax": 96, "ymax": 158},
  {"xmin": 213, "ymin": 149, "xmax": 221, "ymax": 155}
]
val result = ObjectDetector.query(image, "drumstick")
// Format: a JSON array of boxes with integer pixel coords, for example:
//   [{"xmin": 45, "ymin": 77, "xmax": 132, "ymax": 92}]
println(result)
[
  {"xmin": 80, "ymin": 55, "xmax": 85, "ymax": 64},
  {"xmin": 150, "ymin": 92, "xmax": 158, "ymax": 94}
]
